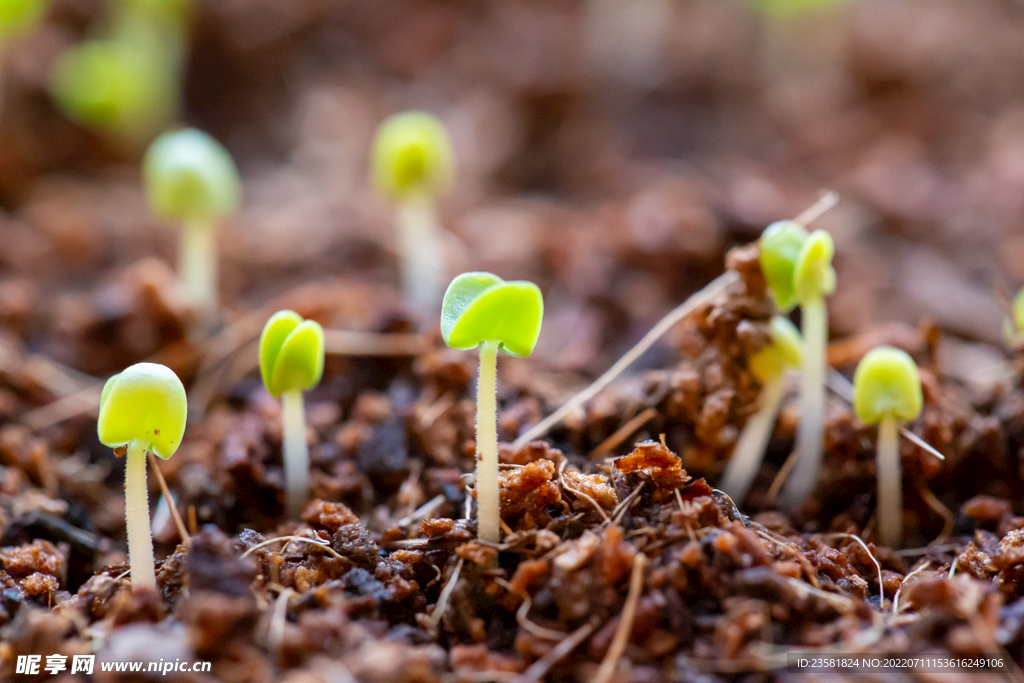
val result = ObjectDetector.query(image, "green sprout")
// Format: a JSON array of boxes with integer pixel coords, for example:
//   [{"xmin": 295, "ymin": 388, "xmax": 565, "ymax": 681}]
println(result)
[
  {"xmin": 720, "ymin": 316, "xmax": 802, "ymax": 502},
  {"xmin": 259, "ymin": 310, "xmax": 325, "ymax": 516},
  {"xmin": 772, "ymin": 228, "xmax": 836, "ymax": 512},
  {"xmin": 1002, "ymin": 286, "xmax": 1024, "ymax": 347},
  {"xmin": 853, "ymin": 346, "xmax": 922, "ymax": 548},
  {"xmin": 143, "ymin": 128, "xmax": 241, "ymax": 312},
  {"xmin": 97, "ymin": 362, "xmax": 187, "ymax": 592},
  {"xmin": 372, "ymin": 111, "xmax": 454, "ymax": 321},
  {"xmin": 49, "ymin": 0, "xmax": 188, "ymax": 144},
  {"xmin": 441, "ymin": 272, "xmax": 543, "ymax": 544}
]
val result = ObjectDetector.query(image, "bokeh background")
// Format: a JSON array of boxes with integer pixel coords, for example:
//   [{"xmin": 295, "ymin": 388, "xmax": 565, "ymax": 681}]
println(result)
[{"xmin": 1, "ymin": 0, "xmax": 1022, "ymax": 377}]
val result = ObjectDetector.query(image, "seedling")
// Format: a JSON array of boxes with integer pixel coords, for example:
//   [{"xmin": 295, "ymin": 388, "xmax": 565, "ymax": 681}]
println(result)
[
  {"xmin": 259, "ymin": 310, "xmax": 325, "ymax": 517},
  {"xmin": 143, "ymin": 128, "xmax": 241, "ymax": 312},
  {"xmin": 372, "ymin": 111, "xmax": 454, "ymax": 321},
  {"xmin": 774, "ymin": 229, "xmax": 836, "ymax": 511},
  {"xmin": 97, "ymin": 362, "xmax": 187, "ymax": 592},
  {"xmin": 441, "ymin": 272, "xmax": 543, "ymax": 543},
  {"xmin": 853, "ymin": 346, "xmax": 922, "ymax": 548},
  {"xmin": 720, "ymin": 316, "xmax": 802, "ymax": 502}
]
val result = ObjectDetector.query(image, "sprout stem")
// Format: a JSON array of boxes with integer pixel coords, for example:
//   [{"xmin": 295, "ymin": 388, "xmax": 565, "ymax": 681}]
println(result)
[
  {"xmin": 125, "ymin": 439, "xmax": 156, "ymax": 592},
  {"xmin": 398, "ymin": 195, "xmax": 444, "ymax": 321},
  {"xmin": 476, "ymin": 339, "xmax": 501, "ymax": 544},
  {"xmin": 719, "ymin": 375, "xmax": 787, "ymax": 502},
  {"xmin": 876, "ymin": 415, "xmax": 903, "ymax": 548},
  {"xmin": 780, "ymin": 296, "xmax": 827, "ymax": 511},
  {"xmin": 180, "ymin": 219, "xmax": 217, "ymax": 311},
  {"xmin": 282, "ymin": 388, "xmax": 310, "ymax": 517}
]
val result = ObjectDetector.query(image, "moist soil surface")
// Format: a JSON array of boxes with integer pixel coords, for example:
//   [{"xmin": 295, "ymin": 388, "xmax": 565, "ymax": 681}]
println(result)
[{"xmin": 2, "ymin": 1, "xmax": 1024, "ymax": 682}]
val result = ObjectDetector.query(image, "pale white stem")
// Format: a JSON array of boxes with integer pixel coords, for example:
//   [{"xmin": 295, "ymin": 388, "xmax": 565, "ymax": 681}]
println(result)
[
  {"xmin": 125, "ymin": 440, "xmax": 156, "ymax": 592},
  {"xmin": 179, "ymin": 220, "xmax": 217, "ymax": 311},
  {"xmin": 876, "ymin": 415, "xmax": 903, "ymax": 548},
  {"xmin": 476, "ymin": 339, "xmax": 500, "ymax": 544},
  {"xmin": 780, "ymin": 296, "xmax": 828, "ymax": 511},
  {"xmin": 719, "ymin": 375, "xmax": 787, "ymax": 503},
  {"xmin": 282, "ymin": 388, "xmax": 310, "ymax": 517},
  {"xmin": 397, "ymin": 195, "xmax": 444, "ymax": 321}
]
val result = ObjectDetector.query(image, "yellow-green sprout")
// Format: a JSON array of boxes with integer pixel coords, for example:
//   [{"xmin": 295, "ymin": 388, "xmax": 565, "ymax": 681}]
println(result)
[
  {"xmin": 372, "ymin": 111, "xmax": 454, "ymax": 322},
  {"xmin": 97, "ymin": 362, "xmax": 187, "ymax": 592},
  {"xmin": 778, "ymin": 229, "xmax": 836, "ymax": 512},
  {"xmin": 441, "ymin": 272, "xmax": 543, "ymax": 544},
  {"xmin": 759, "ymin": 220, "xmax": 809, "ymax": 313},
  {"xmin": 143, "ymin": 128, "xmax": 241, "ymax": 313},
  {"xmin": 720, "ymin": 316, "xmax": 802, "ymax": 502},
  {"xmin": 259, "ymin": 310, "xmax": 325, "ymax": 516},
  {"xmin": 853, "ymin": 346, "xmax": 922, "ymax": 548}
]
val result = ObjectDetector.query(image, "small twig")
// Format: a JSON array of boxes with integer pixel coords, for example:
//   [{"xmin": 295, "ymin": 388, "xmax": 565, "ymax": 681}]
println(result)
[
  {"xmin": 493, "ymin": 577, "xmax": 567, "ymax": 641},
  {"xmin": 240, "ymin": 535, "xmax": 344, "ymax": 561},
  {"xmin": 590, "ymin": 407, "xmax": 658, "ymax": 458},
  {"xmin": 917, "ymin": 481, "xmax": 955, "ymax": 539},
  {"xmin": 892, "ymin": 561, "xmax": 930, "ymax": 615},
  {"xmin": 793, "ymin": 190, "xmax": 839, "ymax": 227},
  {"xmin": 147, "ymin": 451, "xmax": 190, "ymax": 547},
  {"xmin": 784, "ymin": 577, "xmax": 855, "ymax": 613},
  {"xmin": 823, "ymin": 533, "xmax": 885, "ymax": 605},
  {"xmin": 513, "ymin": 272, "xmax": 739, "ymax": 448},
  {"xmin": 609, "ymin": 481, "xmax": 645, "ymax": 527},
  {"xmin": 766, "ymin": 448, "xmax": 798, "ymax": 502},
  {"xmin": 396, "ymin": 495, "xmax": 446, "ymax": 528},
  {"xmin": 429, "ymin": 558, "xmax": 464, "ymax": 630},
  {"xmin": 594, "ymin": 553, "xmax": 647, "ymax": 683},
  {"xmin": 509, "ymin": 619, "xmax": 599, "ymax": 683},
  {"xmin": 560, "ymin": 474, "xmax": 612, "ymax": 524}
]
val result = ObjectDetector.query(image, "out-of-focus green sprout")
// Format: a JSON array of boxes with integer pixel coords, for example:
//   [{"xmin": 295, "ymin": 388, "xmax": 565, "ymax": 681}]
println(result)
[
  {"xmin": 759, "ymin": 220, "xmax": 809, "ymax": 313},
  {"xmin": 97, "ymin": 362, "xmax": 187, "ymax": 592},
  {"xmin": 143, "ymin": 128, "xmax": 240, "ymax": 312},
  {"xmin": 720, "ymin": 316, "xmax": 802, "ymax": 502},
  {"xmin": 0, "ymin": 0, "xmax": 48, "ymax": 40},
  {"xmin": 853, "ymin": 346, "xmax": 922, "ymax": 548},
  {"xmin": 748, "ymin": 0, "xmax": 842, "ymax": 19},
  {"xmin": 441, "ymin": 272, "xmax": 543, "ymax": 544},
  {"xmin": 49, "ymin": 0, "xmax": 189, "ymax": 145},
  {"xmin": 1002, "ymin": 286, "xmax": 1024, "ymax": 347},
  {"xmin": 372, "ymin": 111, "xmax": 454, "ymax": 321},
  {"xmin": 259, "ymin": 310, "xmax": 325, "ymax": 517},
  {"xmin": 778, "ymin": 229, "xmax": 836, "ymax": 511}
]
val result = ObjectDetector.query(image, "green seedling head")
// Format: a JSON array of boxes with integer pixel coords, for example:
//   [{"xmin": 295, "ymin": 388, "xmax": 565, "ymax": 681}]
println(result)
[
  {"xmin": 0, "ymin": 0, "xmax": 48, "ymax": 39},
  {"xmin": 853, "ymin": 346, "xmax": 922, "ymax": 425},
  {"xmin": 792, "ymin": 229, "xmax": 836, "ymax": 305},
  {"xmin": 144, "ymin": 128, "xmax": 241, "ymax": 223},
  {"xmin": 1012, "ymin": 287, "xmax": 1024, "ymax": 334},
  {"xmin": 441, "ymin": 272, "xmax": 543, "ymax": 357},
  {"xmin": 748, "ymin": 316, "xmax": 803, "ymax": 381},
  {"xmin": 259, "ymin": 310, "xmax": 325, "ymax": 397},
  {"xmin": 759, "ymin": 220, "xmax": 809, "ymax": 312},
  {"xmin": 372, "ymin": 111, "xmax": 454, "ymax": 200},
  {"xmin": 97, "ymin": 362, "xmax": 187, "ymax": 459}
]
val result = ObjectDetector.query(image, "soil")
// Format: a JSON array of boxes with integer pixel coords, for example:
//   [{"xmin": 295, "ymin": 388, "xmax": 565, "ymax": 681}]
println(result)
[{"xmin": 2, "ymin": 1, "xmax": 1024, "ymax": 681}]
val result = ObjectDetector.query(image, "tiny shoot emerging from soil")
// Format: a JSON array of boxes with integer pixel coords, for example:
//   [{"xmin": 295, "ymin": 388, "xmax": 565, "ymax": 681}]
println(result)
[
  {"xmin": 97, "ymin": 362, "xmax": 187, "ymax": 593},
  {"xmin": 372, "ymin": 111, "xmax": 454, "ymax": 321},
  {"xmin": 259, "ymin": 310, "xmax": 325, "ymax": 517},
  {"xmin": 143, "ymin": 128, "xmax": 240, "ymax": 312},
  {"xmin": 720, "ymin": 316, "xmax": 802, "ymax": 502},
  {"xmin": 777, "ymin": 229, "xmax": 836, "ymax": 511},
  {"xmin": 853, "ymin": 346, "xmax": 922, "ymax": 548},
  {"xmin": 441, "ymin": 272, "xmax": 543, "ymax": 544}
]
